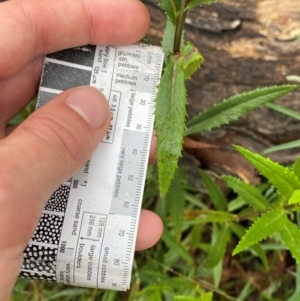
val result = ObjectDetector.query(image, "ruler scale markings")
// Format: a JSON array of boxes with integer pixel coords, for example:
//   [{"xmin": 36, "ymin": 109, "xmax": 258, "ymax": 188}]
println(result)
[{"xmin": 22, "ymin": 44, "xmax": 164, "ymax": 290}]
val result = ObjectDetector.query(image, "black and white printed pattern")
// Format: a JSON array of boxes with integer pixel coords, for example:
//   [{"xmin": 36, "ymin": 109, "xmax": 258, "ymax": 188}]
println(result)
[
  {"xmin": 44, "ymin": 184, "xmax": 71, "ymax": 213},
  {"xmin": 19, "ymin": 271, "xmax": 56, "ymax": 282},
  {"xmin": 31, "ymin": 214, "xmax": 64, "ymax": 245},
  {"xmin": 20, "ymin": 46, "xmax": 94, "ymax": 282},
  {"xmin": 21, "ymin": 245, "xmax": 57, "ymax": 275}
]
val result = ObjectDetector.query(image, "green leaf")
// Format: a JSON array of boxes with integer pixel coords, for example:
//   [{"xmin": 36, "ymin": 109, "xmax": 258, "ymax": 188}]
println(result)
[
  {"xmin": 185, "ymin": 0, "xmax": 219, "ymax": 10},
  {"xmin": 213, "ymin": 260, "xmax": 222, "ymax": 288},
  {"xmin": 186, "ymin": 85, "xmax": 299, "ymax": 135},
  {"xmin": 279, "ymin": 220, "xmax": 300, "ymax": 264},
  {"xmin": 223, "ymin": 176, "xmax": 269, "ymax": 212},
  {"xmin": 234, "ymin": 146, "xmax": 300, "ymax": 200},
  {"xmin": 166, "ymin": 168, "xmax": 186, "ymax": 241},
  {"xmin": 161, "ymin": 20, "xmax": 176, "ymax": 58},
  {"xmin": 230, "ymin": 222, "xmax": 268, "ymax": 270},
  {"xmin": 200, "ymin": 292, "xmax": 213, "ymax": 301},
  {"xmin": 162, "ymin": 229, "xmax": 192, "ymax": 263},
  {"xmin": 207, "ymin": 224, "xmax": 230, "ymax": 268},
  {"xmin": 266, "ymin": 102, "xmax": 300, "ymax": 121},
  {"xmin": 200, "ymin": 169, "xmax": 227, "ymax": 211},
  {"xmin": 182, "ymin": 42, "xmax": 204, "ymax": 80},
  {"xmin": 288, "ymin": 190, "xmax": 300, "ymax": 205},
  {"xmin": 233, "ymin": 207, "xmax": 287, "ymax": 255},
  {"xmin": 262, "ymin": 139, "xmax": 300, "ymax": 155},
  {"xmin": 184, "ymin": 209, "xmax": 238, "ymax": 223},
  {"xmin": 159, "ymin": 0, "xmax": 180, "ymax": 24},
  {"xmin": 293, "ymin": 157, "xmax": 300, "ymax": 181},
  {"xmin": 46, "ymin": 289, "xmax": 88, "ymax": 300},
  {"xmin": 155, "ymin": 54, "xmax": 187, "ymax": 196}
]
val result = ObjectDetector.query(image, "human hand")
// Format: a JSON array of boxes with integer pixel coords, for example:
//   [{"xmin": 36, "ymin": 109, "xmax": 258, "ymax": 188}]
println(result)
[{"xmin": 0, "ymin": 0, "xmax": 162, "ymax": 299}]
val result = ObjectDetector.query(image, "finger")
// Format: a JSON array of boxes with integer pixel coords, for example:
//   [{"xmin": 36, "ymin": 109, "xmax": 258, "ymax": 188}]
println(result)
[
  {"xmin": 0, "ymin": 0, "xmax": 150, "ymax": 79},
  {"xmin": 0, "ymin": 86, "xmax": 110, "ymax": 300},
  {"xmin": 135, "ymin": 210, "xmax": 163, "ymax": 251},
  {"xmin": 0, "ymin": 57, "xmax": 43, "ymax": 127},
  {"xmin": 148, "ymin": 134, "xmax": 157, "ymax": 164}
]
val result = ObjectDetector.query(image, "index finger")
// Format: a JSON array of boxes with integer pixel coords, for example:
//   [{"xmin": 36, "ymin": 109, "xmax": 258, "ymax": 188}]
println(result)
[{"xmin": 0, "ymin": 0, "xmax": 150, "ymax": 79}]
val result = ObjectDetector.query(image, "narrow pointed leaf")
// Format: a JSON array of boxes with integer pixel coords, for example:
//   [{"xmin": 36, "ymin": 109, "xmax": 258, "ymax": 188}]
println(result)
[
  {"xmin": 288, "ymin": 190, "xmax": 300, "ymax": 205},
  {"xmin": 279, "ymin": 220, "xmax": 300, "ymax": 264},
  {"xmin": 186, "ymin": 85, "xmax": 299, "ymax": 135},
  {"xmin": 230, "ymin": 222, "xmax": 268, "ymax": 270},
  {"xmin": 293, "ymin": 157, "xmax": 300, "ymax": 181},
  {"xmin": 184, "ymin": 209, "xmax": 238, "ymax": 223},
  {"xmin": 161, "ymin": 20, "xmax": 176, "ymax": 58},
  {"xmin": 262, "ymin": 139, "xmax": 300, "ymax": 155},
  {"xmin": 233, "ymin": 207, "xmax": 287, "ymax": 255},
  {"xmin": 185, "ymin": 0, "xmax": 219, "ymax": 10},
  {"xmin": 235, "ymin": 146, "xmax": 300, "ymax": 200},
  {"xmin": 200, "ymin": 169, "xmax": 227, "ymax": 211},
  {"xmin": 155, "ymin": 54, "xmax": 187, "ymax": 196},
  {"xmin": 207, "ymin": 224, "xmax": 230, "ymax": 268},
  {"xmin": 266, "ymin": 103, "xmax": 300, "ymax": 121},
  {"xmin": 162, "ymin": 229, "xmax": 192, "ymax": 263},
  {"xmin": 223, "ymin": 176, "xmax": 269, "ymax": 212},
  {"xmin": 182, "ymin": 42, "xmax": 204, "ymax": 80},
  {"xmin": 166, "ymin": 168, "xmax": 186, "ymax": 241},
  {"xmin": 159, "ymin": 0, "xmax": 180, "ymax": 24}
]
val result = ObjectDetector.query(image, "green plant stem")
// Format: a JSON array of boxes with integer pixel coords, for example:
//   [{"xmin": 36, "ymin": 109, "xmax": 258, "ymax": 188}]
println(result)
[{"xmin": 173, "ymin": 0, "xmax": 188, "ymax": 53}]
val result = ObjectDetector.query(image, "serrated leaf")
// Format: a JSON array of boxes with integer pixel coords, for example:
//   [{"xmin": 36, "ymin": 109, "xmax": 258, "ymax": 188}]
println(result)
[
  {"xmin": 207, "ymin": 224, "xmax": 230, "ymax": 268},
  {"xmin": 288, "ymin": 190, "xmax": 300, "ymax": 205},
  {"xmin": 185, "ymin": 0, "xmax": 219, "ymax": 10},
  {"xmin": 230, "ymin": 222, "xmax": 268, "ymax": 270},
  {"xmin": 223, "ymin": 176, "xmax": 269, "ymax": 212},
  {"xmin": 166, "ymin": 168, "xmax": 186, "ymax": 241},
  {"xmin": 279, "ymin": 220, "xmax": 300, "ymax": 264},
  {"xmin": 161, "ymin": 20, "xmax": 176, "ymax": 58},
  {"xmin": 182, "ymin": 42, "xmax": 204, "ymax": 80},
  {"xmin": 200, "ymin": 169, "xmax": 227, "ymax": 211},
  {"xmin": 186, "ymin": 85, "xmax": 299, "ymax": 135},
  {"xmin": 234, "ymin": 146, "xmax": 300, "ymax": 200},
  {"xmin": 155, "ymin": 54, "xmax": 187, "ymax": 196},
  {"xmin": 233, "ymin": 207, "xmax": 287, "ymax": 255},
  {"xmin": 293, "ymin": 157, "xmax": 300, "ymax": 181},
  {"xmin": 159, "ymin": 0, "xmax": 181, "ymax": 24}
]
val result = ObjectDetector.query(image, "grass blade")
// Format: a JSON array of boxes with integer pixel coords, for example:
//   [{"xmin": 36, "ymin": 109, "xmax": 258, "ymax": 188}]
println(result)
[
  {"xmin": 166, "ymin": 168, "xmax": 186, "ymax": 241},
  {"xmin": 293, "ymin": 157, "xmax": 300, "ymax": 181},
  {"xmin": 186, "ymin": 85, "xmax": 299, "ymax": 135},
  {"xmin": 200, "ymin": 169, "xmax": 227, "ymax": 211},
  {"xmin": 266, "ymin": 102, "xmax": 300, "ymax": 121},
  {"xmin": 207, "ymin": 223, "xmax": 230, "ymax": 268},
  {"xmin": 262, "ymin": 139, "xmax": 300, "ymax": 155},
  {"xmin": 233, "ymin": 207, "xmax": 287, "ymax": 255},
  {"xmin": 235, "ymin": 146, "xmax": 300, "ymax": 200}
]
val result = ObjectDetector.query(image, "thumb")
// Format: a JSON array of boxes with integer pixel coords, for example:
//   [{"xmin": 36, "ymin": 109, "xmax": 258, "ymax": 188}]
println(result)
[{"xmin": 0, "ymin": 86, "xmax": 110, "ymax": 300}]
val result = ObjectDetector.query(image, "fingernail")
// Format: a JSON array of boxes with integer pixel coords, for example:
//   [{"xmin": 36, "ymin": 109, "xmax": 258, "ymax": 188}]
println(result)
[{"xmin": 65, "ymin": 87, "xmax": 109, "ymax": 129}]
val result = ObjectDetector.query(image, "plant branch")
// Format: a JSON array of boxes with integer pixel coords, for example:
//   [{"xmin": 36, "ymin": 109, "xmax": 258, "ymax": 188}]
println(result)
[{"xmin": 173, "ymin": 0, "xmax": 188, "ymax": 53}]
